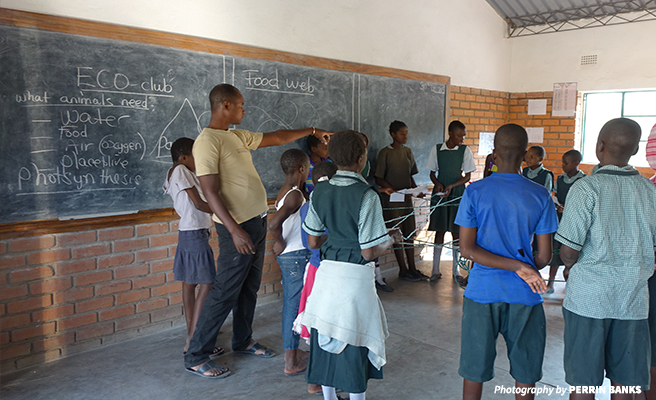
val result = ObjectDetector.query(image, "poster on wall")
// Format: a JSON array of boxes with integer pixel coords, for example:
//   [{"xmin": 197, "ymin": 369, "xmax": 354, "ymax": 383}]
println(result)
[
  {"xmin": 528, "ymin": 99, "xmax": 547, "ymax": 115},
  {"xmin": 527, "ymin": 127, "xmax": 544, "ymax": 143},
  {"xmin": 552, "ymin": 82, "xmax": 577, "ymax": 117},
  {"xmin": 478, "ymin": 132, "xmax": 495, "ymax": 155}
]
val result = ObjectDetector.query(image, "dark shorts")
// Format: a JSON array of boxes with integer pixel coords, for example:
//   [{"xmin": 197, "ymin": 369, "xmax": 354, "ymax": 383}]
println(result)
[
  {"xmin": 459, "ymin": 297, "xmax": 546, "ymax": 384},
  {"xmin": 173, "ymin": 229, "xmax": 216, "ymax": 285},
  {"xmin": 563, "ymin": 307, "xmax": 650, "ymax": 389},
  {"xmin": 649, "ymin": 273, "xmax": 656, "ymax": 367}
]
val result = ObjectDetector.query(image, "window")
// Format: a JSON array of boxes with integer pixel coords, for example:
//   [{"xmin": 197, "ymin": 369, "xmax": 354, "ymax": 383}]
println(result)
[{"xmin": 580, "ymin": 90, "xmax": 656, "ymax": 167}]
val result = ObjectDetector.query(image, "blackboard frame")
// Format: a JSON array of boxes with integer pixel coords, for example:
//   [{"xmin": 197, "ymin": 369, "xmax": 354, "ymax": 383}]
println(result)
[{"xmin": 0, "ymin": 8, "xmax": 450, "ymax": 239}]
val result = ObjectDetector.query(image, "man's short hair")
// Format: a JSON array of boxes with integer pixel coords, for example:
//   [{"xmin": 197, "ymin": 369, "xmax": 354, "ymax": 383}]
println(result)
[
  {"xmin": 328, "ymin": 130, "xmax": 367, "ymax": 167},
  {"xmin": 209, "ymin": 84, "xmax": 241, "ymax": 110}
]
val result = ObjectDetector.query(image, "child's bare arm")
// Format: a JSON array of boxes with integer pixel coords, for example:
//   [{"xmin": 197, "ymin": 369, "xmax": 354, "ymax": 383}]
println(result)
[
  {"xmin": 559, "ymin": 244, "xmax": 580, "ymax": 281},
  {"xmin": 429, "ymin": 171, "xmax": 444, "ymax": 192},
  {"xmin": 361, "ymin": 228, "xmax": 402, "ymax": 261},
  {"xmin": 184, "ymin": 187, "xmax": 212, "ymax": 214},
  {"xmin": 307, "ymin": 234, "xmax": 327, "ymax": 249},
  {"xmin": 534, "ymin": 233, "xmax": 553, "ymax": 269},
  {"xmin": 199, "ymin": 174, "xmax": 254, "ymax": 255},
  {"xmin": 268, "ymin": 191, "xmax": 304, "ymax": 256},
  {"xmin": 442, "ymin": 172, "xmax": 471, "ymax": 197},
  {"xmin": 459, "ymin": 226, "xmax": 547, "ymax": 294}
]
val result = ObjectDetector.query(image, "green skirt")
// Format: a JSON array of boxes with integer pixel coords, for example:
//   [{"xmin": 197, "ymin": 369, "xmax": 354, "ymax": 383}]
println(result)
[
  {"xmin": 306, "ymin": 328, "xmax": 383, "ymax": 393},
  {"xmin": 428, "ymin": 186, "xmax": 464, "ymax": 233}
]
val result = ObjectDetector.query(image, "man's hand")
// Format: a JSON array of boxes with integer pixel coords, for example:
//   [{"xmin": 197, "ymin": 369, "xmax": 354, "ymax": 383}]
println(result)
[
  {"xmin": 272, "ymin": 240, "xmax": 285, "ymax": 256},
  {"xmin": 379, "ymin": 187, "xmax": 395, "ymax": 196},
  {"xmin": 563, "ymin": 266, "xmax": 570, "ymax": 281},
  {"xmin": 515, "ymin": 264, "xmax": 547, "ymax": 294},
  {"xmin": 231, "ymin": 226, "xmax": 255, "ymax": 255}
]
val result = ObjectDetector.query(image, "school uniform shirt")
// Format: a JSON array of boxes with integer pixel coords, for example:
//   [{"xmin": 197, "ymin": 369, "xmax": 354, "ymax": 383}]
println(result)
[
  {"xmin": 374, "ymin": 145, "xmax": 418, "ymax": 190},
  {"xmin": 163, "ymin": 164, "xmax": 212, "ymax": 231},
  {"xmin": 193, "ymin": 128, "xmax": 268, "ymax": 225},
  {"xmin": 425, "ymin": 143, "xmax": 476, "ymax": 177},
  {"xmin": 554, "ymin": 170, "xmax": 585, "ymax": 206},
  {"xmin": 522, "ymin": 164, "xmax": 554, "ymax": 193},
  {"xmin": 454, "ymin": 173, "xmax": 558, "ymax": 305},
  {"xmin": 303, "ymin": 171, "xmax": 390, "ymax": 257},
  {"xmin": 555, "ymin": 165, "xmax": 656, "ymax": 320}
]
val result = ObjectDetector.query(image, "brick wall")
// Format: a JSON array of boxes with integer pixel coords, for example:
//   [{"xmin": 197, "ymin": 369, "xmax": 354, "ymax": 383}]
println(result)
[
  {"xmin": 0, "ymin": 217, "xmax": 287, "ymax": 372},
  {"xmin": 508, "ymin": 92, "xmax": 577, "ymax": 173},
  {"xmin": 450, "ymin": 86, "xmax": 510, "ymax": 180}
]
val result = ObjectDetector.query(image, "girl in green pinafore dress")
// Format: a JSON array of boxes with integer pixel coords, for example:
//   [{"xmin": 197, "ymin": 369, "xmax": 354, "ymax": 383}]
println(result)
[
  {"xmin": 301, "ymin": 130, "xmax": 400, "ymax": 400},
  {"xmin": 425, "ymin": 121, "xmax": 476, "ymax": 285}
]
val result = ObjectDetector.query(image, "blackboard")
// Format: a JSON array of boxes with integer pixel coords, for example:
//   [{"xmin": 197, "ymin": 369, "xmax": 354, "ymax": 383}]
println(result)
[{"xmin": 0, "ymin": 24, "xmax": 446, "ymax": 224}]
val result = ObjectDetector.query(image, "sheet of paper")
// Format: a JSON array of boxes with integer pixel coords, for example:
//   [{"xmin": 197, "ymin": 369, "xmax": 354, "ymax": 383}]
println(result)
[
  {"xmin": 396, "ymin": 184, "xmax": 429, "ymax": 197},
  {"xmin": 389, "ymin": 192, "xmax": 405, "ymax": 202},
  {"xmin": 526, "ymin": 127, "xmax": 544, "ymax": 143},
  {"xmin": 528, "ymin": 99, "xmax": 547, "ymax": 115},
  {"xmin": 478, "ymin": 131, "xmax": 495, "ymax": 156},
  {"xmin": 552, "ymin": 82, "xmax": 577, "ymax": 117}
]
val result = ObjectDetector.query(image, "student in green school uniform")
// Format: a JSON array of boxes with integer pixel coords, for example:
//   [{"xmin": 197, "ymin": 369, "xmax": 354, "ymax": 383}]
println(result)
[
  {"xmin": 426, "ymin": 120, "xmax": 476, "ymax": 286},
  {"xmin": 375, "ymin": 120, "xmax": 425, "ymax": 282},
  {"xmin": 302, "ymin": 130, "xmax": 401, "ymax": 400},
  {"xmin": 522, "ymin": 145, "xmax": 554, "ymax": 192},
  {"xmin": 545, "ymin": 149, "xmax": 585, "ymax": 294},
  {"xmin": 557, "ymin": 118, "xmax": 656, "ymax": 398}
]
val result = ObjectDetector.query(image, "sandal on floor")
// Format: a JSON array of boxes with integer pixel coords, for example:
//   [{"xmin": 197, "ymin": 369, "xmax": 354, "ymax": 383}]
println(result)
[
  {"xmin": 235, "ymin": 342, "xmax": 276, "ymax": 358},
  {"xmin": 209, "ymin": 347, "xmax": 225, "ymax": 358},
  {"xmin": 185, "ymin": 360, "xmax": 230, "ymax": 379}
]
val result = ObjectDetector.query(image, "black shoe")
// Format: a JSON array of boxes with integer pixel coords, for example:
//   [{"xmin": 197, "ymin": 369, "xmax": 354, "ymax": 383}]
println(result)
[
  {"xmin": 412, "ymin": 270, "xmax": 430, "ymax": 281},
  {"xmin": 376, "ymin": 279, "xmax": 394, "ymax": 292},
  {"xmin": 399, "ymin": 272, "xmax": 422, "ymax": 282}
]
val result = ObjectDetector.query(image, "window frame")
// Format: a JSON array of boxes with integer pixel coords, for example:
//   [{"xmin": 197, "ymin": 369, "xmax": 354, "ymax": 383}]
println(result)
[{"xmin": 580, "ymin": 89, "xmax": 656, "ymax": 167}]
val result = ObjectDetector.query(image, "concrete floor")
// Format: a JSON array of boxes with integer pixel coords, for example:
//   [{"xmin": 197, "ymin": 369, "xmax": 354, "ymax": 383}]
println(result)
[{"xmin": 0, "ymin": 260, "xmax": 613, "ymax": 400}]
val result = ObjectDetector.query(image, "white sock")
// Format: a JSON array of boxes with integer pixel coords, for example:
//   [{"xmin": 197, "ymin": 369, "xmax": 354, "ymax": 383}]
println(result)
[
  {"xmin": 322, "ymin": 386, "xmax": 338, "ymax": 400},
  {"xmin": 349, "ymin": 393, "xmax": 366, "ymax": 400},
  {"xmin": 432, "ymin": 245, "xmax": 443, "ymax": 276},
  {"xmin": 374, "ymin": 265, "xmax": 386, "ymax": 285},
  {"xmin": 452, "ymin": 246, "xmax": 461, "ymax": 277}
]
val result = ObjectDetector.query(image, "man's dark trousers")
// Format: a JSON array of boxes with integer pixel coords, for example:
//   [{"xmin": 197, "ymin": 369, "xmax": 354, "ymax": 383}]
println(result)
[{"xmin": 184, "ymin": 215, "xmax": 267, "ymax": 368}]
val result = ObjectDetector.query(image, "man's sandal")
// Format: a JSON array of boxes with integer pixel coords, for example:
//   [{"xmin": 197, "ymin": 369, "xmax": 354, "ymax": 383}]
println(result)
[
  {"xmin": 235, "ymin": 342, "xmax": 276, "ymax": 358},
  {"xmin": 185, "ymin": 360, "xmax": 230, "ymax": 379}
]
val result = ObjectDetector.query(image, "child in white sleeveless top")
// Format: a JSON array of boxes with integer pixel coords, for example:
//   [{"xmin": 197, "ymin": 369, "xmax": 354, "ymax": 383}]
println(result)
[
  {"xmin": 269, "ymin": 149, "xmax": 312, "ymax": 376},
  {"xmin": 164, "ymin": 138, "xmax": 220, "ymax": 356}
]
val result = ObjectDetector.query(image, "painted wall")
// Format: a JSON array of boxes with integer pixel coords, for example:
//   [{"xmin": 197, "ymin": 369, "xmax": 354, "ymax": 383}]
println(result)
[
  {"xmin": 0, "ymin": 0, "xmax": 512, "ymax": 91},
  {"xmin": 509, "ymin": 19, "xmax": 656, "ymax": 92}
]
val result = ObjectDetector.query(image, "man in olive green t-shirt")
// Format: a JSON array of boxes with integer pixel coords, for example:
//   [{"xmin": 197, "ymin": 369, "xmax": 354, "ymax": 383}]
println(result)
[{"xmin": 184, "ymin": 84, "xmax": 330, "ymax": 379}]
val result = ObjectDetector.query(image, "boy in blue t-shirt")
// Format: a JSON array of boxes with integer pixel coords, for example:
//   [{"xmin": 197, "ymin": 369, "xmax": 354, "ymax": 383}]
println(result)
[{"xmin": 455, "ymin": 124, "xmax": 558, "ymax": 400}]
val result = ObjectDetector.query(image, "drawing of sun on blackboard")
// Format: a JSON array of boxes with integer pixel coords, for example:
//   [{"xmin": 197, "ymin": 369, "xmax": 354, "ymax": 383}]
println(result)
[{"xmin": 151, "ymin": 98, "xmax": 210, "ymax": 163}]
